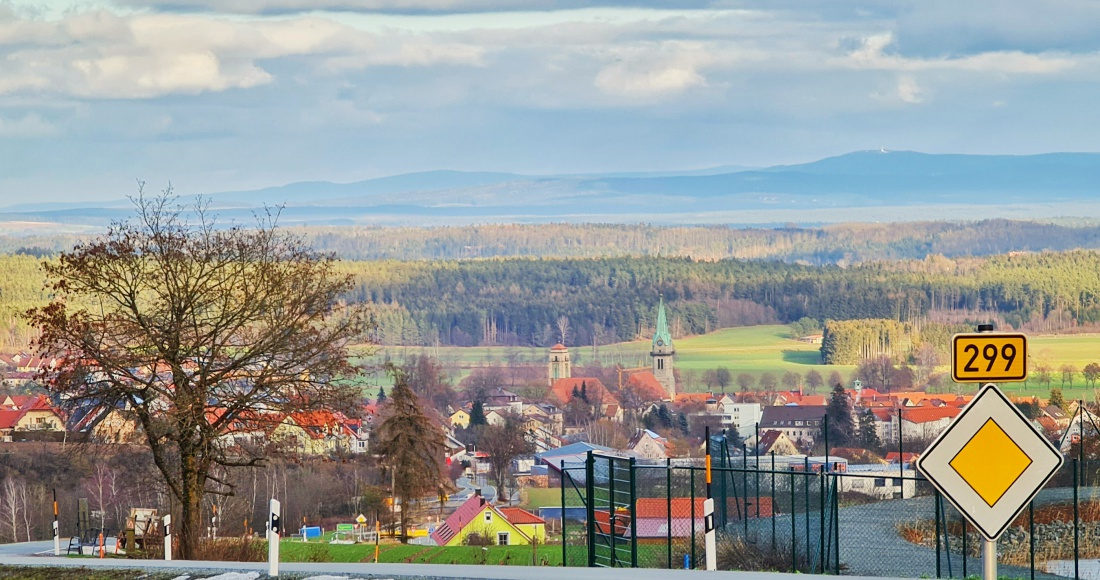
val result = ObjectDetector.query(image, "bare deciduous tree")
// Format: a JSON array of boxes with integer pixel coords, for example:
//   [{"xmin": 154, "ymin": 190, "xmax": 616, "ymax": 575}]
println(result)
[{"xmin": 27, "ymin": 189, "xmax": 370, "ymax": 558}]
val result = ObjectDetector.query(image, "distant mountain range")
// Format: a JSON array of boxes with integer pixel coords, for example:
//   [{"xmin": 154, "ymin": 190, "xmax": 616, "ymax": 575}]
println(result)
[{"xmin": 4, "ymin": 151, "xmax": 1100, "ymax": 228}]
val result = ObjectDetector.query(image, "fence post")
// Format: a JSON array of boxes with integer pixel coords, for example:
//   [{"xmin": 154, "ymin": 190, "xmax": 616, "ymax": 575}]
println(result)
[
  {"xmin": 771, "ymin": 452, "xmax": 777, "ymax": 552},
  {"xmin": 743, "ymin": 442, "xmax": 749, "ymax": 539},
  {"xmin": 804, "ymin": 457, "xmax": 810, "ymax": 567},
  {"xmin": 666, "ymin": 457, "xmax": 672, "ymax": 569},
  {"xmin": 562, "ymin": 468, "xmax": 568, "ymax": 567},
  {"xmin": 898, "ymin": 408, "xmax": 904, "ymax": 500},
  {"xmin": 586, "ymin": 451, "xmax": 595, "ymax": 568},
  {"xmin": 832, "ymin": 473, "xmax": 840, "ymax": 575},
  {"xmin": 630, "ymin": 458, "xmax": 638, "ymax": 569},
  {"xmin": 935, "ymin": 492, "xmax": 942, "ymax": 579},
  {"xmin": 790, "ymin": 469, "xmax": 797, "ymax": 572},
  {"xmin": 609, "ymin": 456, "xmax": 617, "ymax": 568},
  {"xmin": 963, "ymin": 518, "xmax": 968, "ymax": 578},
  {"xmin": 1029, "ymin": 500, "xmax": 1035, "ymax": 580},
  {"xmin": 690, "ymin": 467, "xmax": 696, "ymax": 570},
  {"xmin": 1074, "ymin": 457, "xmax": 1080, "ymax": 580},
  {"xmin": 818, "ymin": 470, "xmax": 825, "ymax": 574}
]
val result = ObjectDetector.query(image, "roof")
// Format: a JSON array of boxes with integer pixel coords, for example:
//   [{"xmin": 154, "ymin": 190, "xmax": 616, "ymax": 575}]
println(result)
[
  {"xmin": 550, "ymin": 343, "xmax": 569, "ymax": 352},
  {"xmin": 431, "ymin": 495, "xmax": 530, "ymax": 546},
  {"xmin": 885, "ymin": 452, "xmax": 920, "ymax": 463},
  {"xmin": 899, "ymin": 407, "xmax": 961, "ymax": 424},
  {"xmin": 756, "ymin": 430, "xmax": 791, "ymax": 452},
  {"xmin": 550, "ymin": 378, "xmax": 618, "ymax": 408},
  {"xmin": 536, "ymin": 441, "xmax": 611, "ymax": 460},
  {"xmin": 652, "ymin": 297, "xmax": 673, "ymax": 351},
  {"xmin": 499, "ymin": 507, "xmax": 545, "ymax": 525},
  {"xmin": 431, "ymin": 495, "xmax": 489, "ymax": 546},
  {"xmin": 626, "ymin": 372, "xmax": 668, "ymax": 402},
  {"xmin": 760, "ymin": 405, "xmax": 827, "ymax": 425},
  {"xmin": 636, "ymin": 498, "xmax": 706, "ymax": 519}
]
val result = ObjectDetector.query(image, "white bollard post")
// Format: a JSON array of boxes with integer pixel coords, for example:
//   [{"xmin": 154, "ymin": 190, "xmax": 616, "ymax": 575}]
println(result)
[
  {"xmin": 163, "ymin": 514, "xmax": 172, "ymax": 561},
  {"xmin": 268, "ymin": 499, "xmax": 281, "ymax": 577},
  {"xmin": 704, "ymin": 497, "xmax": 716, "ymax": 571},
  {"xmin": 52, "ymin": 489, "xmax": 60, "ymax": 556}
]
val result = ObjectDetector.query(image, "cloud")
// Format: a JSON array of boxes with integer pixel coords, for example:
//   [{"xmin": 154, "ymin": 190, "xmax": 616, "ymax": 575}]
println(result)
[
  {"xmin": 893, "ymin": 0, "xmax": 1100, "ymax": 57},
  {"xmin": 0, "ymin": 10, "xmax": 485, "ymax": 99},
  {"xmin": 838, "ymin": 32, "xmax": 1076, "ymax": 75},
  {"xmin": 0, "ymin": 113, "xmax": 57, "ymax": 137},
  {"xmin": 114, "ymin": 0, "xmax": 719, "ymax": 16},
  {"xmin": 895, "ymin": 75, "xmax": 922, "ymax": 103},
  {"xmin": 594, "ymin": 43, "xmax": 711, "ymax": 98}
]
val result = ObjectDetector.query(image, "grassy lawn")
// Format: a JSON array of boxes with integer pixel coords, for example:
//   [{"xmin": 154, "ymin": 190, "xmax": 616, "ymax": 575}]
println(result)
[
  {"xmin": 276, "ymin": 535, "xmax": 562, "ymax": 566},
  {"xmin": 522, "ymin": 487, "xmax": 584, "ymax": 509}
]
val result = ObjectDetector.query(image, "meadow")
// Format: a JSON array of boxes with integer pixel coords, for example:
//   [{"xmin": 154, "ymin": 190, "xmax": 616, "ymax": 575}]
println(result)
[{"xmin": 363, "ymin": 325, "xmax": 1100, "ymax": 400}]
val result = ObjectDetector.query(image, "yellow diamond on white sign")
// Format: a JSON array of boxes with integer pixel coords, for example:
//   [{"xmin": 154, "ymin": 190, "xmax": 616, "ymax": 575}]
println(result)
[
  {"xmin": 950, "ymin": 419, "xmax": 1032, "ymax": 507},
  {"xmin": 917, "ymin": 384, "xmax": 1063, "ymax": 540}
]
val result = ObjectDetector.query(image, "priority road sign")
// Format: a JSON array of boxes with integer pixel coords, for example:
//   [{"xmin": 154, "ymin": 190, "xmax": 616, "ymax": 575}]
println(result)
[
  {"xmin": 952, "ymin": 333, "xmax": 1028, "ymax": 383},
  {"xmin": 917, "ymin": 384, "xmax": 1063, "ymax": 540}
]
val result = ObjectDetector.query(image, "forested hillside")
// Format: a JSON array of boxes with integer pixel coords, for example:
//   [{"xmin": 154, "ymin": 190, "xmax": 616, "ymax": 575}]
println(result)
[
  {"xmin": 1, "ymin": 248, "xmax": 1099, "ymax": 351},
  {"xmin": 297, "ymin": 219, "xmax": 1100, "ymax": 263},
  {"xmin": 343, "ymin": 251, "xmax": 1100, "ymax": 347}
]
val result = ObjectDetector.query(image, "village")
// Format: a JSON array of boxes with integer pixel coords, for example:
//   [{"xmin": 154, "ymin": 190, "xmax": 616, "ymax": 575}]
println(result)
[{"xmin": 0, "ymin": 302, "xmax": 1090, "ymax": 551}]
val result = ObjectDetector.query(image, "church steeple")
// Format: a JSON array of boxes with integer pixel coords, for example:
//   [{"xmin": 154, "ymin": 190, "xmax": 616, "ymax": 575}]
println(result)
[
  {"xmin": 652, "ymin": 297, "xmax": 673, "ymax": 352},
  {"xmin": 650, "ymin": 297, "xmax": 676, "ymax": 397}
]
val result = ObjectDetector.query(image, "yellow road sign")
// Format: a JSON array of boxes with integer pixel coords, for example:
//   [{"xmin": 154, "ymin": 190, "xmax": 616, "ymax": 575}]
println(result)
[
  {"xmin": 916, "ymin": 384, "xmax": 1063, "ymax": 540},
  {"xmin": 952, "ymin": 333, "xmax": 1027, "ymax": 383}
]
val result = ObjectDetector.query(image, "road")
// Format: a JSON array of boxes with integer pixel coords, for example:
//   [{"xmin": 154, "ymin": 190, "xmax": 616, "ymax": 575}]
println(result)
[{"xmin": 0, "ymin": 544, "xmax": 904, "ymax": 580}]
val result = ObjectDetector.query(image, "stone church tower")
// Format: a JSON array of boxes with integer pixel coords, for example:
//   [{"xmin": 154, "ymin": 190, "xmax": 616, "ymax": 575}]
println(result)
[
  {"xmin": 650, "ymin": 298, "xmax": 676, "ymax": 397},
  {"xmin": 548, "ymin": 343, "xmax": 571, "ymax": 386}
]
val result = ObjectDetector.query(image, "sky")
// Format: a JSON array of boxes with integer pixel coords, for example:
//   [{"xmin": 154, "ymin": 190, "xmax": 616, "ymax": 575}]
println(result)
[{"xmin": 3, "ymin": 0, "xmax": 1100, "ymax": 204}]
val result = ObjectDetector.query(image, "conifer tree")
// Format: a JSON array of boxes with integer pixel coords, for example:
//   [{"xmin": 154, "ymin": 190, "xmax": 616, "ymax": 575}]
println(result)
[
  {"xmin": 377, "ymin": 386, "xmax": 387, "ymax": 403},
  {"xmin": 469, "ymin": 400, "xmax": 487, "ymax": 427},
  {"xmin": 374, "ymin": 367, "xmax": 446, "ymax": 542},
  {"xmin": 822, "ymin": 384, "xmax": 856, "ymax": 447},
  {"xmin": 857, "ymin": 408, "xmax": 882, "ymax": 451}
]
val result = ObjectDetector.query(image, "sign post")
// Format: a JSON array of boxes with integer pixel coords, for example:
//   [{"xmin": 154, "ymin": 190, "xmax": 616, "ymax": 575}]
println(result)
[
  {"xmin": 268, "ymin": 499, "xmax": 281, "ymax": 577},
  {"xmin": 918, "ymin": 383, "xmax": 1061, "ymax": 580},
  {"xmin": 52, "ymin": 489, "xmax": 59, "ymax": 556},
  {"xmin": 703, "ymin": 426, "xmax": 716, "ymax": 571},
  {"xmin": 162, "ymin": 514, "xmax": 172, "ymax": 561}
]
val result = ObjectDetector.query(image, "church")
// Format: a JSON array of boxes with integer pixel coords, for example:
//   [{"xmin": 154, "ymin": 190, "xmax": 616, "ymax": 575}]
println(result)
[{"xmin": 548, "ymin": 298, "xmax": 676, "ymax": 402}]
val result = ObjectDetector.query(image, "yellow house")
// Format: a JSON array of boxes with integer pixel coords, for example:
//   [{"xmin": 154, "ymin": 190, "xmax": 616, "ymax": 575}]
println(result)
[
  {"xmin": 499, "ymin": 508, "xmax": 546, "ymax": 544},
  {"xmin": 450, "ymin": 409, "xmax": 471, "ymax": 429},
  {"xmin": 430, "ymin": 495, "xmax": 538, "ymax": 546}
]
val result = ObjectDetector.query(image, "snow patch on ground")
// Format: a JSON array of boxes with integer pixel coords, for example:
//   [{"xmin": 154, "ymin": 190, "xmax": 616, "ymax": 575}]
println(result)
[{"xmin": 303, "ymin": 576, "xmax": 353, "ymax": 580}]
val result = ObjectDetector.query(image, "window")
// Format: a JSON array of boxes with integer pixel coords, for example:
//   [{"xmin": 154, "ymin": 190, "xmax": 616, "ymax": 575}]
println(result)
[
  {"xmin": 657, "ymin": 359, "xmax": 664, "ymax": 370},
  {"xmin": 497, "ymin": 532, "xmax": 509, "ymax": 545},
  {"xmin": 484, "ymin": 511, "xmax": 492, "ymax": 523}
]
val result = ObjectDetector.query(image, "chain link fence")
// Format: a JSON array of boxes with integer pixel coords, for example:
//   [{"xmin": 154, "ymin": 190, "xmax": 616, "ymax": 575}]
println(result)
[{"xmin": 558, "ymin": 437, "xmax": 1100, "ymax": 578}]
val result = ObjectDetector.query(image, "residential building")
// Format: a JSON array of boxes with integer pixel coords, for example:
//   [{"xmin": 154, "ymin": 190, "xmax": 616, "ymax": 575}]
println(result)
[
  {"xmin": 759, "ymin": 405, "xmax": 827, "ymax": 447},
  {"xmin": 430, "ymin": 494, "xmax": 540, "ymax": 546},
  {"xmin": 717, "ymin": 395, "xmax": 762, "ymax": 438},
  {"xmin": 626, "ymin": 429, "xmax": 668, "ymax": 462}
]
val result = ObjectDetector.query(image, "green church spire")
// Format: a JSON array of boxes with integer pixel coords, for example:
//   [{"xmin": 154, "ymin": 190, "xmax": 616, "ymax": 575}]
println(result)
[{"xmin": 652, "ymin": 297, "xmax": 673, "ymax": 351}]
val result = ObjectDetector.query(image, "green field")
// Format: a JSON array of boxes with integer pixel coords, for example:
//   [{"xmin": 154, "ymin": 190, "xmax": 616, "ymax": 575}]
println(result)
[
  {"xmin": 279, "ymin": 536, "xmax": 560, "ymax": 565},
  {"xmin": 363, "ymin": 325, "xmax": 1100, "ymax": 400}
]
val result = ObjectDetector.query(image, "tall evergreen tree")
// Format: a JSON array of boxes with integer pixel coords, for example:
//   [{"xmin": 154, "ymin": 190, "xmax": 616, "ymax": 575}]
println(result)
[
  {"xmin": 374, "ymin": 368, "xmax": 446, "ymax": 542},
  {"xmin": 822, "ymin": 384, "xmax": 856, "ymax": 448},
  {"xmin": 469, "ymin": 400, "xmax": 487, "ymax": 427},
  {"xmin": 857, "ymin": 408, "xmax": 882, "ymax": 451},
  {"xmin": 376, "ymin": 386, "xmax": 387, "ymax": 403}
]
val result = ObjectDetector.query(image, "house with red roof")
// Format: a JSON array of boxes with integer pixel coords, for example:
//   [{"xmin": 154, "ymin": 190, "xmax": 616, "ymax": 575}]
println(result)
[
  {"xmin": 430, "ymin": 494, "xmax": 541, "ymax": 546},
  {"xmin": 0, "ymin": 394, "xmax": 63, "ymax": 438},
  {"xmin": 550, "ymin": 377, "xmax": 622, "ymax": 422}
]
